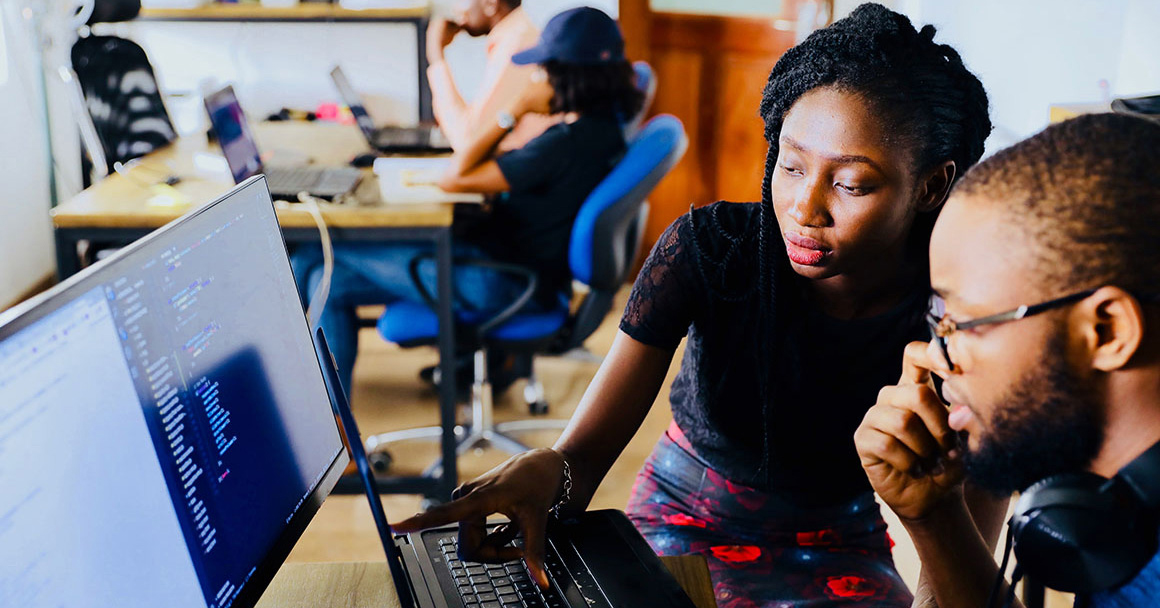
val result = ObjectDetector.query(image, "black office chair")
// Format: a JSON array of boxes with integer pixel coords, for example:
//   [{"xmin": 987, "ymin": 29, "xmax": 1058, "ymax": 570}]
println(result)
[
  {"xmin": 366, "ymin": 115, "xmax": 688, "ymax": 474},
  {"xmin": 69, "ymin": 0, "xmax": 176, "ymax": 178}
]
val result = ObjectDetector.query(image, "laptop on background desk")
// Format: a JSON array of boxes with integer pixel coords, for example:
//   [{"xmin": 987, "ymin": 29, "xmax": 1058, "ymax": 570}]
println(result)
[
  {"xmin": 204, "ymin": 85, "xmax": 363, "ymax": 200},
  {"xmin": 331, "ymin": 65, "xmax": 453, "ymax": 154}
]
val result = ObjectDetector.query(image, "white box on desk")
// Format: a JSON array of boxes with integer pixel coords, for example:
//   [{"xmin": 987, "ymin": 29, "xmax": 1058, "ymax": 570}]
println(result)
[{"xmin": 374, "ymin": 157, "xmax": 484, "ymax": 205}]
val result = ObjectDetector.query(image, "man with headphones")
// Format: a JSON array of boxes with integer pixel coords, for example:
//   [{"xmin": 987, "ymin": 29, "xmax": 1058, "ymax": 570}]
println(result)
[{"xmin": 855, "ymin": 112, "xmax": 1160, "ymax": 608}]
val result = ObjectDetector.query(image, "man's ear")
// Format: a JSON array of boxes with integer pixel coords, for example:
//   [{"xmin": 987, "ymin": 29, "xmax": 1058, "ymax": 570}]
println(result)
[
  {"xmin": 917, "ymin": 160, "xmax": 956, "ymax": 213},
  {"xmin": 1078, "ymin": 286, "xmax": 1145, "ymax": 372}
]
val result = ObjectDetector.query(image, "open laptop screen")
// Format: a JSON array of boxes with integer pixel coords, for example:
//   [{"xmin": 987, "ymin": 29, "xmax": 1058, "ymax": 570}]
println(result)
[
  {"xmin": 205, "ymin": 86, "xmax": 264, "ymax": 184},
  {"xmin": 0, "ymin": 177, "xmax": 346, "ymax": 608}
]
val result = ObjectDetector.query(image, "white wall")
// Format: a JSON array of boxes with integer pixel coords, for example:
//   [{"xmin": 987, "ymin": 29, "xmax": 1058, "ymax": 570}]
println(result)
[
  {"xmin": 837, "ymin": 0, "xmax": 1160, "ymax": 155},
  {"xmin": 0, "ymin": 0, "xmax": 61, "ymax": 308},
  {"xmin": 124, "ymin": 0, "xmax": 618, "ymax": 136}
]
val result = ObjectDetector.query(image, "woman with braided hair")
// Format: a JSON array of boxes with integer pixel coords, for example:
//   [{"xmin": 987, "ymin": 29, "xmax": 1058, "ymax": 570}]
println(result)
[{"xmin": 396, "ymin": 4, "xmax": 1001, "ymax": 606}]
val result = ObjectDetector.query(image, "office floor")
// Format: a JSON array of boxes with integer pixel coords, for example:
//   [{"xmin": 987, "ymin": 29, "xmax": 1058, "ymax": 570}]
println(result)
[{"xmin": 284, "ymin": 287, "xmax": 1070, "ymax": 608}]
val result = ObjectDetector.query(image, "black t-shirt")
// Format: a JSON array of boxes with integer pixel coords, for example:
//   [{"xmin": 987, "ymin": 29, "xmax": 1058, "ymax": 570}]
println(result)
[
  {"xmin": 620, "ymin": 201, "xmax": 929, "ymax": 507},
  {"xmin": 471, "ymin": 113, "xmax": 625, "ymax": 301}
]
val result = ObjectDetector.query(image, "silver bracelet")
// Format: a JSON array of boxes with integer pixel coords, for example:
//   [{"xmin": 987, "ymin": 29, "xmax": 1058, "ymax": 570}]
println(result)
[{"xmin": 549, "ymin": 450, "xmax": 573, "ymax": 519}]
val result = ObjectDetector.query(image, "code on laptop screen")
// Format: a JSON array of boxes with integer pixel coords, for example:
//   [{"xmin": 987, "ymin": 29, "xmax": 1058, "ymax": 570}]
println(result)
[{"xmin": 0, "ymin": 178, "xmax": 342, "ymax": 608}]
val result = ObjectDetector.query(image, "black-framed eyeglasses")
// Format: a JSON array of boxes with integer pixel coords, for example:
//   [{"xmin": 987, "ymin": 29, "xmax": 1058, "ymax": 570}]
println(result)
[{"xmin": 925, "ymin": 289, "xmax": 1098, "ymax": 371}]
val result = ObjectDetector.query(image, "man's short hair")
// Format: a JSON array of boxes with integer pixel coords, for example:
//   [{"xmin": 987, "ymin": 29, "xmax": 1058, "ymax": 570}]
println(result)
[{"xmin": 954, "ymin": 113, "xmax": 1160, "ymax": 295}]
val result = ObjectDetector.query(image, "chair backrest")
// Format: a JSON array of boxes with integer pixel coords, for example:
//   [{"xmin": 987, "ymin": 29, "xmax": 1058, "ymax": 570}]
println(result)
[
  {"xmin": 71, "ymin": 35, "xmax": 176, "ymax": 173},
  {"xmin": 622, "ymin": 61, "xmax": 657, "ymax": 139},
  {"xmin": 560, "ymin": 114, "xmax": 686, "ymax": 349}
]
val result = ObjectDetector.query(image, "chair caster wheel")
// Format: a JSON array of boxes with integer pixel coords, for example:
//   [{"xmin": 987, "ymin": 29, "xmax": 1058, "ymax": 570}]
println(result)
[
  {"xmin": 528, "ymin": 400, "xmax": 549, "ymax": 415},
  {"xmin": 369, "ymin": 449, "xmax": 394, "ymax": 473}
]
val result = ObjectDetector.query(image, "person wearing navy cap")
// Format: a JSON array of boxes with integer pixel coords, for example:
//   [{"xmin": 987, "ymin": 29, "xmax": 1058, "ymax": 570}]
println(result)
[{"xmin": 292, "ymin": 7, "xmax": 643, "ymax": 398}]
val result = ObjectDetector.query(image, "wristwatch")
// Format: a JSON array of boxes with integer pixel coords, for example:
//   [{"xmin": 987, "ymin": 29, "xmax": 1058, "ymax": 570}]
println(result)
[{"xmin": 496, "ymin": 110, "xmax": 517, "ymax": 131}]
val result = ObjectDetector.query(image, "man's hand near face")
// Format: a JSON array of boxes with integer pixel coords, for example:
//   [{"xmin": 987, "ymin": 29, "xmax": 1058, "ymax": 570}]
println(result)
[
  {"xmin": 856, "ymin": 341, "xmax": 1015, "ymax": 608},
  {"xmin": 427, "ymin": 18, "xmax": 463, "ymax": 63},
  {"xmin": 856, "ymin": 340, "xmax": 963, "ymax": 521}
]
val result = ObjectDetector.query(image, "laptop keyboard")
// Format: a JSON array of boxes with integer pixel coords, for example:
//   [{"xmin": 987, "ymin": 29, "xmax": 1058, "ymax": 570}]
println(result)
[
  {"xmin": 266, "ymin": 166, "xmax": 361, "ymax": 195},
  {"xmin": 438, "ymin": 536, "xmax": 569, "ymax": 608},
  {"xmin": 266, "ymin": 167, "xmax": 324, "ymax": 191}
]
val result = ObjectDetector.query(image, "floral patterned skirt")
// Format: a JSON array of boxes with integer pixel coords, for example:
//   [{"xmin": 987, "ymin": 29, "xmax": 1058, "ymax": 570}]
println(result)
[{"xmin": 626, "ymin": 423, "xmax": 913, "ymax": 608}]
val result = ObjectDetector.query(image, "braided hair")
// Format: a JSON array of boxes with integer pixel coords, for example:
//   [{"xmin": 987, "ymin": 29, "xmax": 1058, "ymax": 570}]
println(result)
[{"xmin": 751, "ymin": 3, "xmax": 991, "ymax": 484}]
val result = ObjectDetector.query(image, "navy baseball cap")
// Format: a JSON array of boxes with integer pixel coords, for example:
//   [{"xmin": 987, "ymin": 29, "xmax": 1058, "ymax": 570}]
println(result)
[{"xmin": 512, "ymin": 7, "xmax": 626, "ymax": 66}]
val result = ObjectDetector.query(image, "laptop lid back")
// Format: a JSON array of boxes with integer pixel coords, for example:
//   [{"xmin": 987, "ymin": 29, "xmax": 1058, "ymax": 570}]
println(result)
[
  {"xmin": 330, "ymin": 66, "xmax": 381, "ymax": 145},
  {"xmin": 312, "ymin": 328, "xmax": 417, "ymax": 608},
  {"xmin": 0, "ymin": 177, "xmax": 347, "ymax": 608},
  {"xmin": 204, "ymin": 86, "xmax": 264, "ymax": 184}
]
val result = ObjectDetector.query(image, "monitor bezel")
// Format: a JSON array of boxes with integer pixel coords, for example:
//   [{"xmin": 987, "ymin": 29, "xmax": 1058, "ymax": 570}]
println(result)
[{"xmin": 0, "ymin": 176, "xmax": 350, "ymax": 608}]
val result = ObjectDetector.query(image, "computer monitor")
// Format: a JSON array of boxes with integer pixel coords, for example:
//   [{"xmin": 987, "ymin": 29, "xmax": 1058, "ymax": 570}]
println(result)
[{"xmin": 0, "ymin": 177, "xmax": 348, "ymax": 608}]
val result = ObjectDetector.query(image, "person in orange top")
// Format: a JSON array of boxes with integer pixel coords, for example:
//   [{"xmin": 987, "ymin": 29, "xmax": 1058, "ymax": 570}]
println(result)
[{"xmin": 426, "ymin": 0, "xmax": 556, "ymax": 153}]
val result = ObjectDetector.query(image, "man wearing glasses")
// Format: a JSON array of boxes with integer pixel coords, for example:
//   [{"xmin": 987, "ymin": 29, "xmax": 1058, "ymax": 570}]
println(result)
[{"xmin": 855, "ymin": 112, "xmax": 1160, "ymax": 608}]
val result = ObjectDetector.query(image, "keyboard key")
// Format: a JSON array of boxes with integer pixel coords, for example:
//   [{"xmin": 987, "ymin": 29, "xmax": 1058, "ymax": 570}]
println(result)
[
  {"xmin": 482, "ymin": 603, "xmax": 502, "ymax": 608},
  {"xmin": 470, "ymin": 576, "xmax": 491, "ymax": 586},
  {"xmin": 499, "ymin": 594, "xmax": 520, "ymax": 605},
  {"xmin": 477, "ymin": 592, "xmax": 498, "ymax": 602},
  {"xmin": 451, "ymin": 568, "xmax": 466, "ymax": 578},
  {"xmin": 467, "ymin": 566, "xmax": 486, "ymax": 575},
  {"xmin": 494, "ymin": 585, "xmax": 515, "ymax": 596}
]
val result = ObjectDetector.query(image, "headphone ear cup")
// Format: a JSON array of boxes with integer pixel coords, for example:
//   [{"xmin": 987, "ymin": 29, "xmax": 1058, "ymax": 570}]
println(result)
[{"xmin": 1011, "ymin": 472, "xmax": 1158, "ymax": 593}]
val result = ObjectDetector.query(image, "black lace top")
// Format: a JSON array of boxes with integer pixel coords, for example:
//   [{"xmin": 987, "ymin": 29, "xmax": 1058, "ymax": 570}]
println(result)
[{"xmin": 621, "ymin": 201, "xmax": 929, "ymax": 507}]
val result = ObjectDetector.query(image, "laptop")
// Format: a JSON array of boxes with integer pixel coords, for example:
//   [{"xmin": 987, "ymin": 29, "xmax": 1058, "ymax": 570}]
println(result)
[
  {"xmin": 314, "ymin": 330, "xmax": 700, "ymax": 608},
  {"xmin": 204, "ymin": 85, "xmax": 363, "ymax": 199},
  {"xmin": 330, "ymin": 65, "xmax": 453, "ymax": 154},
  {"xmin": 0, "ymin": 177, "xmax": 348, "ymax": 607}
]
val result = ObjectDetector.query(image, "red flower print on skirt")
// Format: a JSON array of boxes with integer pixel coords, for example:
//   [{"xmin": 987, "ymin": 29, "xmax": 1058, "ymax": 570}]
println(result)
[
  {"xmin": 709, "ymin": 545, "xmax": 762, "ymax": 564},
  {"xmin": 795, "ymin": 528, "xmax": 841, "ymax": 547},
  {"xmin": 663, "ymin": 513, "xmax": 708, "ymax": 528},
  {"xmin": 824, "ymin": 575, "xmax": 883, "ymax": 600}
]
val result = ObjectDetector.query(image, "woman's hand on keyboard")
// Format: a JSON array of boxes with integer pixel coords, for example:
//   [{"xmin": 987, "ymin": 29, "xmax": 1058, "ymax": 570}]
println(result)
[{"xmin": 393, "ymin": 447, "xmax": 568, "ymax": 589}]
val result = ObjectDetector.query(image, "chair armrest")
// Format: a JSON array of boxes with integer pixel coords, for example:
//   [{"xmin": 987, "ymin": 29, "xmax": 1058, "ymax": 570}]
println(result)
[{"xmin": 406, "ymin": 253, "xmax": 540, "ymax": 340}]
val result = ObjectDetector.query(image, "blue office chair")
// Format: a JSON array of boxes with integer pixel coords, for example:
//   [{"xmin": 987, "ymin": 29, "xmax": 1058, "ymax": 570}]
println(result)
[
  {"xmin": 365, "ymin": 115, "xmax": 688, "ymax": 473},
  {"xmin": 623, "ymin": 61, "xmax": 657, "ymax": 140}
]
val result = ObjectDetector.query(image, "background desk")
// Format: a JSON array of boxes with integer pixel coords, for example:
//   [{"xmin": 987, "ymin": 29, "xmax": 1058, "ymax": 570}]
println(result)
[
  {"xmin": 51, "ymin": 122, "xmax": 461, "ymax": 500},
  {"xmin": 256, "ymin": 556, "xmax": 717, "ymax": 608}
]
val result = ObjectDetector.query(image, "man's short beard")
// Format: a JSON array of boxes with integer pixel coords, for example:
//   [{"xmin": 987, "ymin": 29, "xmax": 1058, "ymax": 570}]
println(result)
[{"xmin": 960, "ymin": 332, "xmax": 1104, "ymax": 495}]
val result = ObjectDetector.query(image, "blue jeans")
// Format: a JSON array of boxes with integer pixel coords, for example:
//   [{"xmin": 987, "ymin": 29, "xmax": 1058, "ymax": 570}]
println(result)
[{"xmin": 291, "ymin": 241, "xmax": 531, "ymax": 394}]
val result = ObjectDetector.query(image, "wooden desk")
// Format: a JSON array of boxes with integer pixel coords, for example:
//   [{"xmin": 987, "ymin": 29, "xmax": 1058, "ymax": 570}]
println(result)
[
  {"xmin": 52, "ymin": 122, "xmax": 454, "ymax": 273},
  {"xmin": 51, "ymin": 121, "xmax": 460, "ymax": 501},
  {"xmin": 256, "ymin": 557, "xmax": 717, "ymax": 608}
]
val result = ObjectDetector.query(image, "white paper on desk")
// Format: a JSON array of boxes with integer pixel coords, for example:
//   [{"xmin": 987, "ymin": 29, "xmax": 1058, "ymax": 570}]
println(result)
[{"xmin": 374, "ymin": 157, "xmax": 485, "ymax": 205}]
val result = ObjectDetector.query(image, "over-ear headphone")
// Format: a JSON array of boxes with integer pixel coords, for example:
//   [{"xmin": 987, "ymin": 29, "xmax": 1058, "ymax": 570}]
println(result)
[{"xmin": 1007, "ymin": 440, "xmax": 1160, "ymax": 594}]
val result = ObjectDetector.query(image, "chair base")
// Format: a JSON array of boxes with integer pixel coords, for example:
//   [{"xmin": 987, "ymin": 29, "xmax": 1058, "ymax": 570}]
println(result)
[{"xmin": 364, "ymin": 349, "xmax": 568, "ymax": 477}]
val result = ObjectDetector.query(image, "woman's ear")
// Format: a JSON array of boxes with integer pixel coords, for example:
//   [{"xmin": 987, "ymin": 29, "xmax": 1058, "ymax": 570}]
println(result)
[
  {"xmin": 482, "ymin": 0, "xmax": 500, "ymax": 18},
  {"xmin": 917, "ymin": 160, "xmax": 956, "ymax": 213}
]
